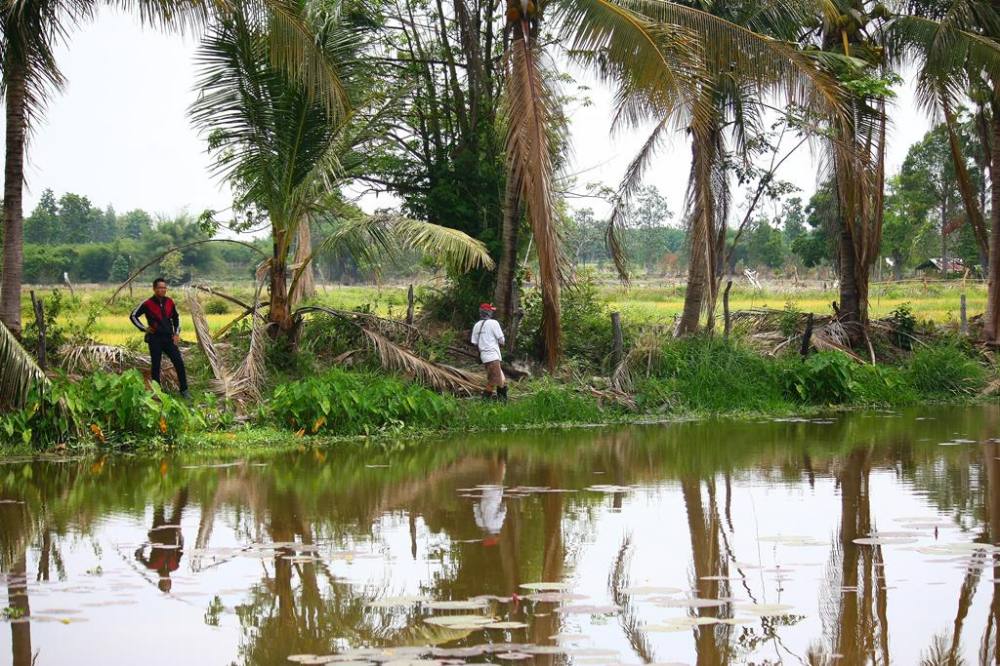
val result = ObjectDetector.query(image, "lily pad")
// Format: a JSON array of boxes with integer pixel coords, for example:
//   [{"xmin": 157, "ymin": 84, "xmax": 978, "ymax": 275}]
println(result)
[
  {"xmin": 424, "ymin": 615, "xmax": 494, "ymax": 627},
  {"xmin": 520, "ymin": 582, "xmax": 572, "ymax": 591},
  {"xmin": 427, "ymin": 599, "xmax": 490, "ymax": 611},
  {"xmin": 486, "ymin": 621, "xmax": 529, "ymax": 629},
  {"xmin": 735, "ymin": 603, "xmax": 795, "ymax": 616}
]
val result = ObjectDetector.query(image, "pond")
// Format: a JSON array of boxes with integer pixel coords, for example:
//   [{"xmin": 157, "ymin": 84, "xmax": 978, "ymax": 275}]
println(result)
[{"xmin": 3, "ymin": 406, "xmax": 1000, "ymax": 664}]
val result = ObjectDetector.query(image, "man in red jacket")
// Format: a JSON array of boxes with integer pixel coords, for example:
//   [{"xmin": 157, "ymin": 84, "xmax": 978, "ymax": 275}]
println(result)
[{"xmin": 130, "ymin": 277, "xmax": 190, "ymax": 398}]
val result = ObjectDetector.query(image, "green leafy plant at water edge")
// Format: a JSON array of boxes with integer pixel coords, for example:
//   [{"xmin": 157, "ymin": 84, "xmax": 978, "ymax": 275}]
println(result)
[
  {"xmin": 784, "ymin": 351, "xmax": 857, "ymax": 404},
  {"xmin": 907, "ymin": 344, "xmax": 985, "ymax": 397},
  {"xmin": 269, "ymin": 369, "xmax": 457, "ymax": 435},
  {"xmin": 0, "ymin": 371, "xmax": 204, "ymax": 447}
]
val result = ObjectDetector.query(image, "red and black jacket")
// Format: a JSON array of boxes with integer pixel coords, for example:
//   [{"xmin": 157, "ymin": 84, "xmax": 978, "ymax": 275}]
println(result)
[{"xmin": 130, "ymin": 296, "xmax": 181, "ymax": 339}]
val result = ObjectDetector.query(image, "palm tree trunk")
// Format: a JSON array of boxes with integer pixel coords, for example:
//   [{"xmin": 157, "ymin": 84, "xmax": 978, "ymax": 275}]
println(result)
[
  {"xmin": 677, "ymin": 137, "xmax": 715, "ymax": 336},
  {"xmin": 269, "ymin": 230, "xmax": 293, "ymax": 332},
  {"xmin": 289, "ymin": 222, "xmax": 315, "ymax": 307},
  {"xmin": 943, "ymin": 102, "xmax": 989, "ymax": 261},
  {"xmin": 0, "ymin": 64, "xmax": 27, "ymax": 335},
  {"xmin": 985, "ymin": 112, "xmax": 1000, "ymax": 342},
  {"xmin": 493, "ymin": 175, "xmax": 521, "ymax": 328}
]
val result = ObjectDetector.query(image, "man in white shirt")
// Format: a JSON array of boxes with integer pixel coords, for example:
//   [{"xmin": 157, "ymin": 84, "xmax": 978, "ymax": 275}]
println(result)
[{"xmin": 470, "ymin": 303, "xmax": 508, "ymax": 401}]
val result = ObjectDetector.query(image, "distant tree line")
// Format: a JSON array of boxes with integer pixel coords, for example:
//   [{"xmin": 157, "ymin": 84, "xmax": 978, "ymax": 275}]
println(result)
[{"xmin": 20, "ymin": 189, "xmax": 264, "ymax": 284}]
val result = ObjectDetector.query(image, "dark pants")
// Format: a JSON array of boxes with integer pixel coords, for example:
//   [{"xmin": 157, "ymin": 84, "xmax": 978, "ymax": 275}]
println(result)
[{"xmin": 148, "ymin": 336, "xmax": 188, "ymax": 392}]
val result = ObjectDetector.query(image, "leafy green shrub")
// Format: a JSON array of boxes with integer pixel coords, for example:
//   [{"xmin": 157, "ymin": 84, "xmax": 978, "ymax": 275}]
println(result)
[
  {"xmin": 887, "ymin": 303, "xmax": 917, "ymax": 350},
  {"xmin": 269, "ymin": 369, "xmax": 457, "ymax": 435},
  {"xmin": 637, "ymin": 337, "xmax": 789, "ymax": 413},
  {"xmin": 519, "ymin": 273, "xmax": 613, "ymax": 369},
  {"xmin": 907, "ymin": 344, "xmax": 985, "ymax": 397},
  {"xmin": 783, "ymin": 351, "xmax": 856, "ymax": 404},
  {"xmin": 779, "ymin": 301, "xmax": 802, "ymax": 338},
  {"xmin": 0, "ymin": 371, "xmax": 202, "ymax": 448},
  {"xmin": 205, "ymin": 298, "xmax": 231, "ymax": 315}
]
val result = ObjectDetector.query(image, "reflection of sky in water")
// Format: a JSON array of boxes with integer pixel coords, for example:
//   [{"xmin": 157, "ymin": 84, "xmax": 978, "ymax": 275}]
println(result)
[{"xmin": 4, "ymin": 407, "xmax": 1000, "ymax": 664}]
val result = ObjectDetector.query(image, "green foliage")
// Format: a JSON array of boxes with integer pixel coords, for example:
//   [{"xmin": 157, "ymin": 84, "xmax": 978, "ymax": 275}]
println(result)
[
  {"xmin": 887, "ymin": 303, "xmax": 917, "ymax": 350},
  {"xmin": 269, "ymin": 369, "xmax": 457, "ymax": 435},
  {"xmin": 0, "ymin": 371, "xmax": 203, "ymax": 448},
  {"xmin": 204, "ymin": 298, "xmax": 231, "ymax": 315},
  {"xmin": 778, "ymin": 301, "xmax": 802, "ymax": 337},
  {"xmin": 519, "ymin": 273, "xmax": 613, "ymax": 368},
  {"xmin": 783, "ymin": 351, "xmax": 857, "ymax": 404},
  {"xmin": 464, "ymin": 380, "xmax": 607, "ymax": 427},
  {"xmin": 907, "ymin": 344, "xmax": 985, "ymax": 397}
]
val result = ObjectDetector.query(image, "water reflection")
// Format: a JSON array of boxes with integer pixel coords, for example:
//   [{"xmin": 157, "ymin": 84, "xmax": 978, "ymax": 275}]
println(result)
[{"xmin": 4, "ymin": 406, "xmax": 1000, "ymax": 664}]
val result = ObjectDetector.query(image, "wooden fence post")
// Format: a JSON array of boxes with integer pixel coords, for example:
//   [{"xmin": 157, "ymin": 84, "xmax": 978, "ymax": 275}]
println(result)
[
  {"xmin": 960, "ymin": 293, "xmax": 968, "ymax": 335},
  {"xmin": 611, "ymin": 312, "xmax": 624, "ymax": 369},
  {"xmin": 406, "ymin": 284, "xmax": 415, "ymax": 325},
  {"xmin": 800, "ymin": 313, "xmax": 814, "ymax": 358},
  {"xmin": 30, "ymin": 291, "xmax": 47, "ymax": 371},
  {"xmin": 723, "ymin": 280, "xmax": 733, "ymax": 338}
]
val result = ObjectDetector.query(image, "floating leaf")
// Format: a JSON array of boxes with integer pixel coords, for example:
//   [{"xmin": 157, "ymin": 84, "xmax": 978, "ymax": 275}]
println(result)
[
  {"xmin": 366, "ymin": 596, "xmax": 432, "ymax": 608},
  {"xmin": 485, "ymin": 621, "xmax": 529, "ymax": 629},
  {"xmin": 654, "ymin": 597, "xmax": 725, "ymax": 609},
  {"xmin": 426, "ymin": 599, "xmax": 489, "ymax": 611},
  {"xmin": 423, "ymin": 615, "xmax": 494, "ymax": 627},
  {"xmin": 520, "ymin": 582, "xmax": 571, "ymax": 591},
  {"xmin": 735, "ymin": 603, "xmax": 795, "ymax": 616}
]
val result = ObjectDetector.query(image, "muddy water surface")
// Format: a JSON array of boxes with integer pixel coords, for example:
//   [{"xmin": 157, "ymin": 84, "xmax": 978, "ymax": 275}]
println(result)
[{"xmin": 3, "ymin": 407, "xmax": 1000, "ymax": 664}]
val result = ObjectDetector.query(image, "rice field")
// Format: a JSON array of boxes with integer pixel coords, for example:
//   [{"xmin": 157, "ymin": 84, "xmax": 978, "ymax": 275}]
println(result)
[{"xmin": 23, "ymin": 278, "xmax": 986, "ymax": 345}]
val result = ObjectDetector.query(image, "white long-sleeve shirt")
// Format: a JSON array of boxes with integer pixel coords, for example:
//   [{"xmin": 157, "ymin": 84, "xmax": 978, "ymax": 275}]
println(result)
[{"xmin": 471, "ymin": 319, "xmax": 505, "ymax": 363}]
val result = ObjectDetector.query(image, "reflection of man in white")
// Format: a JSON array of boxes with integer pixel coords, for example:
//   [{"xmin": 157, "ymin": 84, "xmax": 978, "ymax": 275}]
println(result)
[{"xmin": 474, "ymin": 457, "xmax": 507, "ymax": 547}]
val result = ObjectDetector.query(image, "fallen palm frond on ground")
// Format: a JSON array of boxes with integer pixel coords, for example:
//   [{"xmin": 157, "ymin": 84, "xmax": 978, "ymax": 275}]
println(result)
[
  {"xmin": 0, "ymin": 323, "xmax": 49, "ymax": 410},
  {"xmin": 294, "ymin": 305, "xmax": 486, "ymax": 395},
  {"xmin": 189, "ymin": 287, "xmax": 267, "ymax": 410}
]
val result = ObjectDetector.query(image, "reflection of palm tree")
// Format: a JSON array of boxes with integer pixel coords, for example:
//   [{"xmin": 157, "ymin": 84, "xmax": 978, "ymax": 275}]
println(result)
[
  {"xmin": 814, "ymin": 446, "xmax": 889, "ymax": 664},
  {"xmin": 681, "ymin": 477, "xmax": 730, "ymax": 666},
  {"xmin": 7, "ymin": 552, "xmax": 31, "ymax": 666}
]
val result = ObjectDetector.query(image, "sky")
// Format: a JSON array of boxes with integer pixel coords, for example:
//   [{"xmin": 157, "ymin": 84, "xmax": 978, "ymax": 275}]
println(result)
[{"xmin": 11, "ymin": 8, "xmax": 934, "ymax": 224}]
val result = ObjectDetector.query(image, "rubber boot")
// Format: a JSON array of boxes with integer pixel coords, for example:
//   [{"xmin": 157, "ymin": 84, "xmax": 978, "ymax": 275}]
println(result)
[{"xmin": 496, "ymin": 385, "xmax": 508, "ymax": 403}]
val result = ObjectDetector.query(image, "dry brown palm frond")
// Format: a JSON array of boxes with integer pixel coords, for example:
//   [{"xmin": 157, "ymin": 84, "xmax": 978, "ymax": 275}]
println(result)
[
  {"xmin": 361, "ymin": 328, "xmax": 485, "ymax": 396},
  {"xmin": 505, "ymin": 35, "xmax": 563, "ymax": 371},
  {"xmin": 0, "ymin": 322, "xmax": 49, "ymax": 411},
  {"xmin": 611, "ymin": 328, "xmax": 666, "ymax": 393},
  {"xmin": 60, "ymin": 344, "xmax": 147, "ymax": 374},
  {"xmin": 188, "ymin": 286, "xmax": 268, "ymax": 410},
  {"xmin": 296, "ymin": 305, "xmax": 420, "ymax": 344}
]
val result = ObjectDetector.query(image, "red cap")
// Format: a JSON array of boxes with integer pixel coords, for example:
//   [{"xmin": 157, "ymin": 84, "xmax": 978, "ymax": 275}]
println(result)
[
  {"xmin": 482, "ymin": 536, "xmax": 500, "ymax": 547},
  {"xmin": 479, "ymin": 303, "xmax": 497, "ymax": 311}
]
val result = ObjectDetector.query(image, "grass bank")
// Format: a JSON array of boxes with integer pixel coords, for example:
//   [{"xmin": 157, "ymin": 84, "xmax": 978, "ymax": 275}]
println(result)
[{"xmin": 2, "ymin": 337, "xmax": 993, "ymax": 455}]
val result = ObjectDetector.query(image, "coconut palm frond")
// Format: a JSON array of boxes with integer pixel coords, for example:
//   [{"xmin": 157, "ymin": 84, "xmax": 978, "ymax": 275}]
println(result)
[
  {"xmin": 0, "ymin": 323, "xmax": 48, "ymax": 411},
  {"xmin": 230, "ymin": 285, "xmax": 268, "ymax": 403},
  {"xmin": 188, "ymin": 289, "xmax": 230, "ymax": 386},
  {"xmin": 505, "ymin": 36, "xmax": 563, "ymax": 371},
  {"xmin": 188, "ymin": 286, "xmax": 267, "ymax": 409},
  {"xmin": 60, "ymin": 344, "xmax": 147, "ymax": 374},
  {"xmin": 554, "ymin": 0, "xmax": 704, "ymax": 130},
  {"xmin": 611, "ymin": 328, "xmax": 665, "ymax": 393},
  {"xmin": 361, "ymin": 328, "xmax": 485, "ymax": 396}
]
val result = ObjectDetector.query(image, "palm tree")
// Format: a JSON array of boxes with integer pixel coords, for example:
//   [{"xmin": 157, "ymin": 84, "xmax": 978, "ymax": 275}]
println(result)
[
  {"xmin": 583, "ymin": 0, "xmax": 847, "ymax": 336},
  {"xmin": 0, "ymin": 0, "xmax": 90, "ymax": 336},
  {"xmin": 190, "ymin": 0, "xmax": 494, "ymax": 334},
  {"xmin": 0, "ymin": 0, "xmax": 354, "ymax": 337},
  {"xmin": 891, "ymin": 0, "xmax": 1000, "ymax": 340}
]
